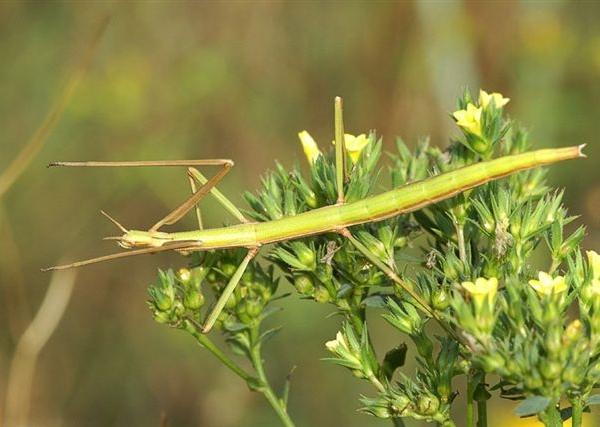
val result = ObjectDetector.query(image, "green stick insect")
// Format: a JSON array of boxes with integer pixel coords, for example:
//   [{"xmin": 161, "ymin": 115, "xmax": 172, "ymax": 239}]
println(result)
[{"xmin": 45, "ymin": 97, "xmax": 585, "ymax": 334}]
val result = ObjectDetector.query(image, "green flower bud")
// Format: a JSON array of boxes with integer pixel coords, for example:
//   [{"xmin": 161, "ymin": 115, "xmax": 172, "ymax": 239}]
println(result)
[
  {"xmin": 417, "ymin": 394, "xmax": 440, "ymax": 416},
  {"xmin": 473, "ymin": 139, "xmax": 491, "ymax": 155},
  {"xmin": 178, "ymin": 268, "xmax": 191, "ymax": 284},
  {"xmin": 545, "ymin": 327, "xmax": 562, "ymax": 356},
  {"xmin": 206, "ymin": 271, "xmax": 218, "ymax": 282},
  {"xmin": 524, "ymin": 373, "xmax": 543, "ymax": 390},
  {"xmin": 153, "ymin": 310, "xmax": 172, "ymax": 324},
  {"xmin": 365, "ymin": 402, "xmax": 391, "ymax": 419},
  {"xmin": 183, "ymin": 289, "xmax": 204, "ymax": 310},
  {"xmin": 431, "ymin": 289, "xmax": 450, "ymax": 311},
  {"xmin": 149, "ymin": 286, "xmax": 175, "ymax": 311},
  {"xmin": 294, "ymin": 273, "xmax": 315, "ymax": 295},
  {"xmin": 245, "ymin": 299, "xmax": 264, "ymax": 318},
  {"xmin": 220, "ymin": 262, "xmax": 237, "ymax": 278},
  {"xmin": 478, "ymin": 353, "xmax": 505, "ymax": 372},
  {"xmin": 291, "ymin": 242, "xmax": 316, "ymax": 270},
  {"xmin": 563, "ymin": 319, "xmax": 584, "ymax": 346},
  {"xmin": 562, "ymin": 366, "xmax": 584, "ymax": 384},
  {"xmin": 173, "ymin": 301, "xmax": 185, "ymax": 317},
  {"xmin": 351, "ymin": 369, "xmax": 365, "ymax": 379},
  {"xmin": 314, "ymin": 286, "xmax": 332, "ymax": 303},
  {"xmin": 413, "ymin": 334, "xmax": 434, "ymax": 360},
  {"xmin": 377, "ymin": 226, "xmax": 394, "ymax": 249},
  {"xmin": 540, "ymin": 360, "xmax": 562, "ymax": 380},
  {"xmin": 316, "ymin": 263, "xmax": 333, "ymax": 283},
  {"xmin": 458, "ymin": 359, "xmax": 471, "ymax": 374},
  {"xmin": 224, "ymin": 292, "xmax": 238, "ymax": 309},
  {"xmin": 391, "ymin": 395, "xmax": 411, "ymax": 415},
  {"xmin": 394, "ymin": 236, "xmax": 408, "ymax": 248}
]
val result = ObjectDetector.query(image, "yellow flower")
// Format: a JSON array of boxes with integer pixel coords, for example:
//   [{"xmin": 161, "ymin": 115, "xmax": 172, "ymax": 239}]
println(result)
[
  {"xmin": 587, "ymin": 250, "xmax": 600, "ymax": 294},
  {"xmin": 478, "ymin": 89, "xmax": 510, "ymax": 109},
  {"xmin": 298, "ymin": 130, "xmax": 322, "ymax": 164},
  {"xmin": 332, "ymin": 133, "xmax": 370, "ymax": 164},
  {"xmin": 587, "ymin": 250, "xmax": 600, "ymax": 280},
  {"xmin": 461, "ymin": 277, "xmax": 498, "ymax": 306},
  {"xmin": 529, "ymin": 272, "xmax": 568, "ymax": 295},
  {"xmin": 453, "ymin": 103, "xmax": 483, "ymax": 137},
  {"xmin": 325, "ymin": 331, "xmax": 348, "ymax": 353}
]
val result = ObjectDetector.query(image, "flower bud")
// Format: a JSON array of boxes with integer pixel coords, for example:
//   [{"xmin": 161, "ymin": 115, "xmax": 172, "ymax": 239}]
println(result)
[
  {"xmin": 291, "ymin": 242, "xmax": 316, "ymax": 270},
  {"xmin": 224, "ymin": 292, "xmax": 238, "ymax": 309},
  {"xmin": 153, "ymin": 310, "xmax": 172, "ymax": 324},
  {"xmin": 394, "ymin": 236, "xmax": 408, "ymax": 248},
  {"xmin": 178, "ymin": 267, "xmax": 190, "ymax": 281},
  {"xmin": 545, "ymin": 326, "xmax": 562, "ymax": 356},
  {"xmin": 183, "ymin": 289, "xmax": 204, "ymax": 310},
  {"xmin": 245, "ymin": 299, "xmax": 264, "ymax": 318},
  {"xmin": 431, "ymin": 289, "xmax": 450, "ymax": 311},
  {"xmin": 478, "ymin": 353, "xmax": 505, "ymax": 372},
  {"xmin": 564, "ymin": 319, "xmax": 584, "ymax": 345},
  {"xmin": 417, "ymin": 394, "xmax": 439, "ymax": 416},
  {"xmin": 173, "ymin": 301, "xmax": 185, "ymax": 317},
  {"xmin": 314, "ymin": 286, "xmax": 332, "ymax": 303},
  {"xmin": 540, "ymin": 360, "xmax": 562, "ymax": 380},
  {"xmin": 220, "ymin": 262, "xmax": 238, "ymax": 278},
  {"xmin": 149, "ymin": 286, "xmax": 175, "ymax": 311},
  {"xmin": 293, "ymin": 273, "xmax": 314, "ymax": 295}
]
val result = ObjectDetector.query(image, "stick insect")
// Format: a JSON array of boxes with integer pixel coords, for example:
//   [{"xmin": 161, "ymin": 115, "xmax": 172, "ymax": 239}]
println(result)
[{"xmin": 44, "ymin": 97, "xmax": 585, "ymax": 334}]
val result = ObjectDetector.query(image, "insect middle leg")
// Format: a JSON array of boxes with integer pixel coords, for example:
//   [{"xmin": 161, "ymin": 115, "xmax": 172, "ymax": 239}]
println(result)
[{"xmin": 202, "ymin": 246, "xmax": 260, "ymax": 333}]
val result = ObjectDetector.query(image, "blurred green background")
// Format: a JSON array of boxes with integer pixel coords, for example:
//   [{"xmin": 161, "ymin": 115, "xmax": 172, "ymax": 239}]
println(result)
[{"xmin": 1, "ymin": 2, "xmax": 599, "ymax": 426}]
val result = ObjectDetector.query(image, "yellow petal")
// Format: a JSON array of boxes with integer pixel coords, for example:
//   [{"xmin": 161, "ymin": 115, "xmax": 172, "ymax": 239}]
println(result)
[
  {"xmin": 298, "ymin": 130, "xmax": 322, "ymax": 164},
  {"xmin": 529, "ymin": 272, "xmax": 567, "ymax": 295},
  {"xmin": 587, "ymin": 250, "xmax": 600, "ymax": 280},
  {"xmin": 452, "ymin": 103, "xmax": 482, "ymax": 137},
  {"xmin": 332, "ymin": 133, "xmax": 371, "ymax": 164},
  {"xmin": 479, "ymin": 89, "xmax": 510, "ymax": 109}
]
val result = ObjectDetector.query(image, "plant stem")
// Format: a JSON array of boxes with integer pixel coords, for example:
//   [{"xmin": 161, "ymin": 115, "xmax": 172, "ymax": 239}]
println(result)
[
  {"xmin": 571, "ymin": 398, "xmax": 583, "ymax": 427},
  {"xmin": 466, "ymin": 376, "xmax": 475, "ymax": 427},
  {"xmin": 342, "ymin": 229, "xmax": 465, "ymax": 346},
  {"xmin": 476, "ymin": 398, "xmax": 487, "ymax": 427},
  {"xmin": 540, "ymin": 404, "xmax": 563, "ymax": 427},
  {"xmin": 249, "ymin": 326, "xmax": 296, "ymax": 427},
  {"xmin": 186, "ymin": 321, "xmax": 253, "ymax": 382}
]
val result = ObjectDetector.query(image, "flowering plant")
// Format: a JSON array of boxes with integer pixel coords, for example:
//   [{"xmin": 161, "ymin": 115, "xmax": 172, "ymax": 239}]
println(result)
[{"xmin": 148, "ymin": 89, "xmax": 596, "ymax": 426}]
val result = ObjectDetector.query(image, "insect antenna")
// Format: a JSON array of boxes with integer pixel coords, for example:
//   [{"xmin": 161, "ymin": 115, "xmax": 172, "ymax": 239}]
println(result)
[{"xmin": 100, "ymin": 210, "xmax": 128, "ymax": 233}]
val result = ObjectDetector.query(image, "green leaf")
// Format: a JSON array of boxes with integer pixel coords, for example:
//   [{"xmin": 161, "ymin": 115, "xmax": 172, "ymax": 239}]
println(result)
[{"xmin": 514, "ymin": 396, "xmax": 551, "ymax": 417}]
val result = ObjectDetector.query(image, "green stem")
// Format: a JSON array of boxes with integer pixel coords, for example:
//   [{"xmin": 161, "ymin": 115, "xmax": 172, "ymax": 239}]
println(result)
[
  {"xmin": 571, "ymin": 398, "xmax": 583, "ymax": 427},
  {"xmin": 540, "ymin": 404, "xmax": 562, "ymax": 427},
  {"xmin": 185, "ymin": 321, "xmax": 253, "ymax": 382},
  {"xmin": 343, "ymin": 229, "xmax": 464, "ymax": 345},
  {"xmin": 476, "ymin": 398, "xmax": 487, "ymax": 427},
  {"xmin": 249, "ymin": 326, "xmax": 295, "ymax": 427},
  {"xmin": 466, "ymin": 376, "xmax": 475, "ymax": 427}
]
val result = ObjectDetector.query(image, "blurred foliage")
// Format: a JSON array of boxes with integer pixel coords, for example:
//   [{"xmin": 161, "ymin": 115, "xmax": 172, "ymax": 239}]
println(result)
[{"xmin": 0, "ymin": 2, "xmax": 598, "ymax": 426}]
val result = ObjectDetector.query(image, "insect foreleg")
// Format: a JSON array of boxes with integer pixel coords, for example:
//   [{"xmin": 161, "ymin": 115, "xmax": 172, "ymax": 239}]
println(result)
[
  {"xmin": 48, "ymin": 159, "xmax": 238, "ymax": 231},
  {"xmin": 187, "ymin": 168, "xmax": 249, "ymax": 224},
  {"xmin": 202, "ymin": 247, "xmax": 260, "ymax": 334},
  {"xmin": 150, "ymin": 160, "xmax": 234, "ymax": 231}
]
